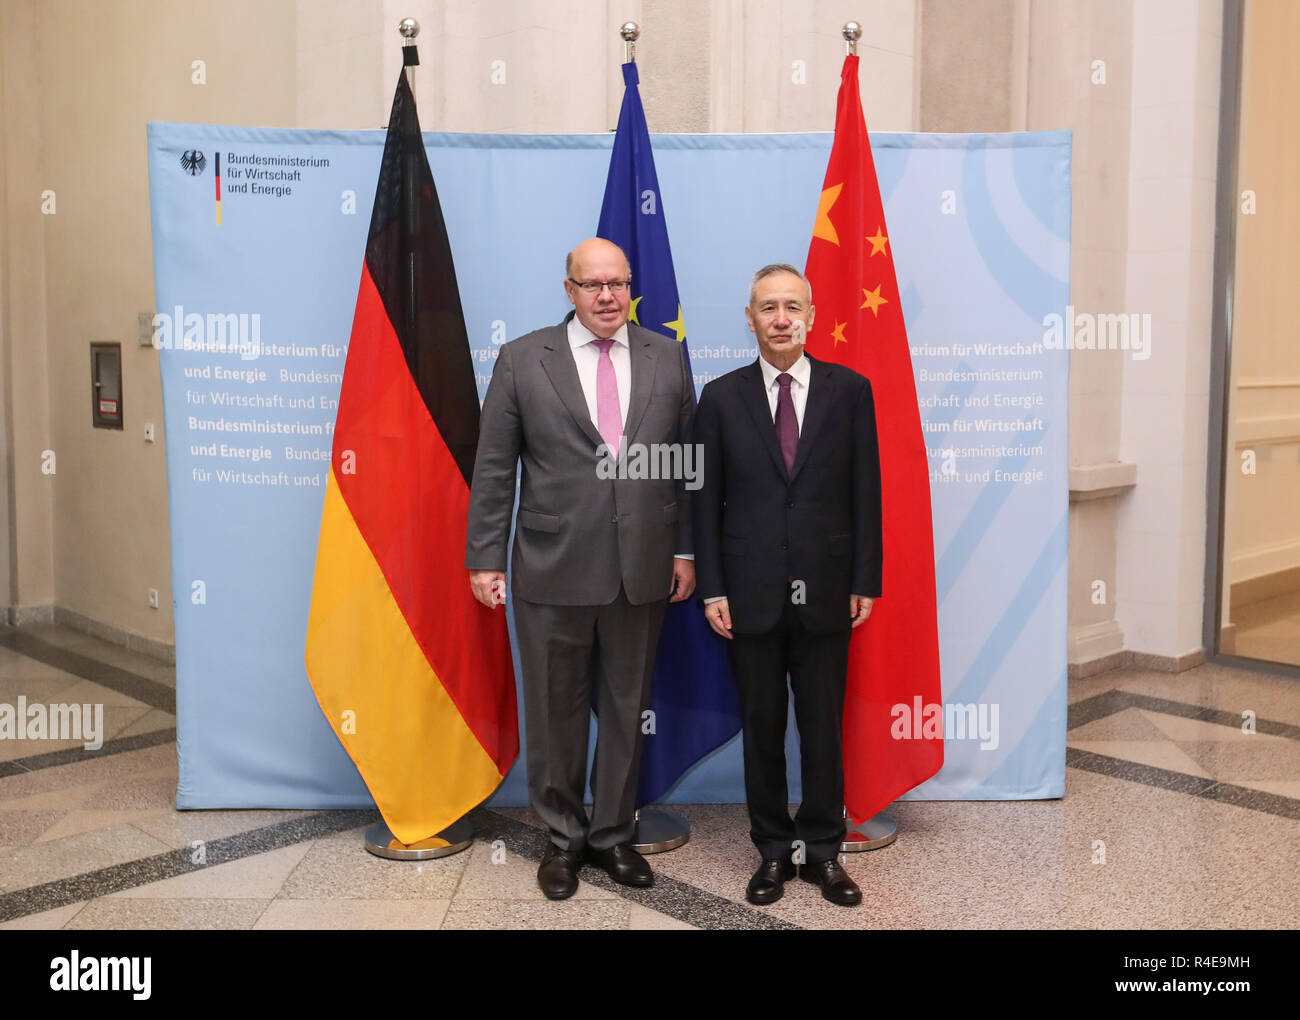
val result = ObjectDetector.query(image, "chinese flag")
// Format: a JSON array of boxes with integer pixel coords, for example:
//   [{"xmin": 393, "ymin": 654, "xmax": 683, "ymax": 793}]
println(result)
[
  {"xmin": 803, "ymin": 54, "xmax": 943, "ymax": 823},
  {"xmin": 304, "ymin": 64, "xmax": 517, "ymax": 845}
]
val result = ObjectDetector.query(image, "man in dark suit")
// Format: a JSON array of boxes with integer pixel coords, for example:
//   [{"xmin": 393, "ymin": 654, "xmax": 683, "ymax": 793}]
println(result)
[
  {"xmin": 692, "ymin": 263, "xmax": 882, "ymax": 907},
  {"xmin": 465, "ymin": 238, "xmax": 696, "ymax": 899}
]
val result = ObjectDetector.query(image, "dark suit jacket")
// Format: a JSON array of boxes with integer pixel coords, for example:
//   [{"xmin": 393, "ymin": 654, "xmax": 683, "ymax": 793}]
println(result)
[
  {"xmin": 465, "ymin": 311, "xmax": 695, "ymax": 606},
  {"xmin": 692, "ymin": 353, "xmax": 882, "ymax": 633}
]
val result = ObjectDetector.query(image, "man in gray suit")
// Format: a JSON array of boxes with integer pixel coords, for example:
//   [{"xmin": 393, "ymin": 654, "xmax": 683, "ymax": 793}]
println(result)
[{"xmin": 466, "ymin": 237, "xmax": 695, "ymax": 899}]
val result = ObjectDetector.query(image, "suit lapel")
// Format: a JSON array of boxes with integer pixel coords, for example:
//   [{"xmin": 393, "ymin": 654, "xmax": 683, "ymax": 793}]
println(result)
[
  {"xmin": 788, "ymin": 353, "xmax": 831, "ymax": 484},
  {"xmin": 739, "ymin": 361, "xmax": 790, "ymax": 482},
  {"xmin": 539, "ymin": 315, "xmax": 605, "ymax": 450},
  {"xmin": 622, "ymin": 324, "xmax": 658, "ymax": 444}
]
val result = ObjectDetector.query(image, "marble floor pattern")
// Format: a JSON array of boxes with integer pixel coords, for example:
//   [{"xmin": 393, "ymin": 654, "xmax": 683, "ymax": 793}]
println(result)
[{"xmin": 0, "ymin": 623, "xmax": 1297, "ymax": 930}]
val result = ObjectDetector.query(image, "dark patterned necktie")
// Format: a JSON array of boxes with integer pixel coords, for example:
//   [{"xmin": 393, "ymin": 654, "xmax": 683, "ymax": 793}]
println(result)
[{"xmin": 775, "ymin": 372, "xmax": 797, "ymax": 473}]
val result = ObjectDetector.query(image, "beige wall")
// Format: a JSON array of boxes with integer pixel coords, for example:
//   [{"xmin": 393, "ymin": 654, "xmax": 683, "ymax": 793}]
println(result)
[
  {"xmin": 296, "ymin": 0, "xmax": 917, "ymax": 136},
  {"xmin": 1, "ymin": 0, "xmax": 297, "ymax": 648},
  {"xmin": 1223, "ymin": 0, "xmax": 1300, "ymax": 594},
  {"xmin": 1, "ymin": 0, "xmax": 55, "ymax": 626},
  {"xmin": 1028, "ymin": 0, "xmax": 1137, "ymax": 668},
  {"xmin": 0, "ymin": 0, "xmax": 1232, "ymax": 670},
  {"xmin": 1115, "ymin": 0, "xmax": 1221, "ymax": 660},
  {"xmin": 919, "ymin": 0, "xmax": 1018, "ymax": 132}
]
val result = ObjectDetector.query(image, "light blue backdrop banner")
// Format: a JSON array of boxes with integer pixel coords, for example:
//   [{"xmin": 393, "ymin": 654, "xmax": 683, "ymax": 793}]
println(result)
[{"xmin": 147, "ymin": 123, "xmax": 1070, "ymax": 811}]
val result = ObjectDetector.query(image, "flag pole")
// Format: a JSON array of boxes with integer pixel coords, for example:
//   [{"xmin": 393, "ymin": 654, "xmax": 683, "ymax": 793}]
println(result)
[
  {"xmin": 359, "ymin": 17, "xmax": 476, "ymax": 863},
  {"xmin": 621, "ymin": 19, "xmax": 638, "ymax": 63},
  {"xmin": 843, "ymin": 19, "xmax": 861, "ymax": 55},
  {"xmin": 604, "ymin": 19, "xmax": 691, "ymax": 856},
  {"xmin": 834, "ymin": 18, "xmax": 900, "ymax": 855},
  {"xmin": 400, "ymin": 17, "xmax": 419, "ymax": 96}
]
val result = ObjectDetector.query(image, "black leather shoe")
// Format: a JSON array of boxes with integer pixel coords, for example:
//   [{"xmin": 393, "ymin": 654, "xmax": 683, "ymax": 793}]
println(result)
[
  {"xmin": 800, "ymin": 858, "xmax": 862, "ymax": 906},
  {"xmin": 537, "ymin": 843, "xmax": 583, "ymax": 900},
  {"xmin": 746, "ymin": 857, "xmax": 796, "ymax": 905},
  {"xmin": 585, "ymin": 842, "xmax": 653, "ymax": 887}
]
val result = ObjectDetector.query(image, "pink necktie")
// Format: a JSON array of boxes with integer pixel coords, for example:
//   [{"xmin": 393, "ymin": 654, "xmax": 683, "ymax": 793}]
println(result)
[{"xmin": 592, "ymin": 338, "xmax": 622, "ymax": 451}]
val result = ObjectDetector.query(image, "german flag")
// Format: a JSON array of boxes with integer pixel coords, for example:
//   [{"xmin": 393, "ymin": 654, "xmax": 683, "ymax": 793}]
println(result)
[{"xmin": 305, "ymin": 62, "xmax": 517, "ymax": 846}]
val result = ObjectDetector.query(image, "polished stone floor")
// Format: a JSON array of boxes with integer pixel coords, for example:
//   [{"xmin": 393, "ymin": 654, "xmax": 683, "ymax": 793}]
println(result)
[
  {"xmin": 1231, "ymin": 589, "xmax": 1300, "ymax": 668},
  {"xmin": 1, "ymin": 622, "xmax": 1296, "ymax": 930}
]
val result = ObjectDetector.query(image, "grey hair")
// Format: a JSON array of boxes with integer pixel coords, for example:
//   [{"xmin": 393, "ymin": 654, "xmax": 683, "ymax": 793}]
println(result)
[{"xmin": 748, "ymin": 263, "xmax": 812, "ymax": 306}]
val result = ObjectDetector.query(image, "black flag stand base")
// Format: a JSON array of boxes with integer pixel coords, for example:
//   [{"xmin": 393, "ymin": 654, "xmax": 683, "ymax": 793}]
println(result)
[
  {"xmin": 631, "ymin": 807, "xmax": 690, "ymax": 854},
  {"xmin": 364, "ymin": 816, "xmax": 474, "ymax": 861},
  {"xmin": 840, "ymin": 809, "xmax": 898, "ymax": 852}
]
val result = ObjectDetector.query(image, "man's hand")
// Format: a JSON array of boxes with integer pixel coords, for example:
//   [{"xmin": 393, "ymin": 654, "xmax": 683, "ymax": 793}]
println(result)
[
  {"xmin": 704, "ymin": 597, "xmax": 733, "ymax": 639},
  {"xmin": 670, "ymin": 558, "xmax": 696, "ymax": 603},
  {"xmin": 850, "ymin": 595, "xmax": 874, "ymax": 628},
  {"xmin": 470, "ymin": 570, "xmax": 506, "ymax": 608}
]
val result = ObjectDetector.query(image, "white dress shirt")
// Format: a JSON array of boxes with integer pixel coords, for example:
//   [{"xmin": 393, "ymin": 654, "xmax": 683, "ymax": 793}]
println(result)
[
  {"xmin": 758, "ymin": 350, "xmax": 811, "ymax": 431},
  {"xmin": 567, "ymin": 316, "xmax": 630, "ymax": 432},
  {"xmin": 569, "ymin": 315, "xmax": 691, "ymax": 563}
]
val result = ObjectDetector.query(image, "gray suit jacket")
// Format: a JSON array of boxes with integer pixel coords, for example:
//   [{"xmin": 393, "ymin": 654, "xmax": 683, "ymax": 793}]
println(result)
[{"xmin": 465, "ymin": 312, "xmax": 695, "ymax": 606}]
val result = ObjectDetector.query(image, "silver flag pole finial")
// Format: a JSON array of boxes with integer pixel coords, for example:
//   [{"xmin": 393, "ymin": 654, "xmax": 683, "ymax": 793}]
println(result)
[
  {"xmin": 400, "ymin": 17, "xmax": 420, "ymax": 93},
  {"xmin": 843, "ymin": 21, "xmax": 862, "ymax": 56},
  {"xmin": 620, "ymin": 21, "xmax": 640, "ymax": 63}
]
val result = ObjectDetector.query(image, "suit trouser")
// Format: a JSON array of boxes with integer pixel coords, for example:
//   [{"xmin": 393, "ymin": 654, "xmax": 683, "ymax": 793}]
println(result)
[
  {"xmin": 513, "ymin": 587, "xmax": 667, "ymax": 853},
  {"xmin": 728, "ymin": 593, "xmax": 851, "ymax": 864}
]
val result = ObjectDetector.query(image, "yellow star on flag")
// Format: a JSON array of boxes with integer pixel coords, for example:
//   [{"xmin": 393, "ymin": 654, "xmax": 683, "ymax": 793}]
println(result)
[
  {"xmin": 813, "ymin": 183, "xmax": 843, "ymax": 246},
  {"xmin": 866, "ymin": 226, "xmax": 889, "ymax": 256},
  {"xmin": 628, "ymin": 295, "xmax": 643, "ymax": 324},
  {"xmin": 831, "ymin": 321, "xmax": 848, "ymax": 347},
  {"xmin": 661, "ymin": 305, "xmax": 686, "ymax": 343},
  {"xmin": 860, "ymin": 284, "xmax": 888, "ymax": 317}
]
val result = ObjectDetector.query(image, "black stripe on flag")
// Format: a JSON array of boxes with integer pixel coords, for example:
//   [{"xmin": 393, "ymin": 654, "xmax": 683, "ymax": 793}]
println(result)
[{"xmin": 363, "ymin": 68, "xmax": 480, "ymax": 487}]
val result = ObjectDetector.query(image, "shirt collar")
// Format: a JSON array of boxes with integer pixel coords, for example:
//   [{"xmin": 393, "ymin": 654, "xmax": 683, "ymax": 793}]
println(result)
[
  {"xmin": 568, "ymin": 314, "xmax": 629, "ymax": 350},
  {"xmin": 758, "ymin": 350, "xmax": 810, "ymax": 390}
]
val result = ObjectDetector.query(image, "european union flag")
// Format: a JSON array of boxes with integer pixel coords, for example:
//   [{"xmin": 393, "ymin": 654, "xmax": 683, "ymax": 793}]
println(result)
[{"xmin": 597, "ymin": 61, "xmax": 742, "ymax": 808}]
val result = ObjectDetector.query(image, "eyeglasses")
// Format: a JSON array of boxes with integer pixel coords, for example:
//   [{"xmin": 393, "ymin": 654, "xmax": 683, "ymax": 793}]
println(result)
[{"xmin": 568, "ymin": 278, "xmax": 632, "ymax": 294}]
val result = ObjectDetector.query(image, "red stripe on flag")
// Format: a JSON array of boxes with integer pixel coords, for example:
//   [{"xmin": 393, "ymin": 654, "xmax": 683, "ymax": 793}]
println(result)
[{"xmin": 331, "ymin": 262, "xmax": 517, "ymax": 773}]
